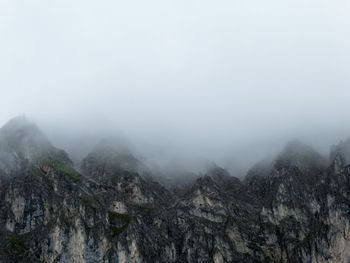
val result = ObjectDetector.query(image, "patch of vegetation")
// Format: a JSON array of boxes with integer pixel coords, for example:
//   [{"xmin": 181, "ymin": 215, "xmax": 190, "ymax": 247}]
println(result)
[
  {"xmin": 7, "ymin": 235, "xmax": 27, "ymax": 255},
  {"xmin": 108, "ymin": 212, "xmax": 132, "ymax": 237},
  {"xmin": 109, "ymin": 211, "xmax": 132, "ymax": 222},
  {"xmin": 110, "ymin": 224, "xmax": 129, "ymax": 237},
  {"xmin": 304, "ymin": 233, "xmax": 312, "ymax": 242},
  {"xmin": 53, "ymin": 163, "xmax": 81, "ymax": 183},
  {"xmin": 110, "ymin": 169, "xmax": 127, "ymax": 184}
]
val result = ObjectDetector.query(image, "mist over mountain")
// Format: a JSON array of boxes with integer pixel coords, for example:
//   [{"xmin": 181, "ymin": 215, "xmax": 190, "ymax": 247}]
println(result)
[
  {"xmin": 0, "ymin": 115, "xmax": 346, "ymax": 188},
  {"xmin": 1, "ymin": 0, "xmax": 350, "ymax": 262},
  {"xmin": 0, "ymin": 115, "xmax": 347, "ymax": 182},
  {"xmin": 1, "ymin": 0, "xmax": 350, "ymax": 178}
]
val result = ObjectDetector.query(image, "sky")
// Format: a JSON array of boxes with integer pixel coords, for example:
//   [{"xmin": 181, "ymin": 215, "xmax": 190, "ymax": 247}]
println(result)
[{"xmin": 0, "ymin": 0, "xmax": 350, "ymax": 175}]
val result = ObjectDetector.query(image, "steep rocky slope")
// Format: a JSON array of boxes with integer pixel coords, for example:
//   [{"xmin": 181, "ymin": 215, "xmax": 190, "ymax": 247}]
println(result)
[{"xmin": 1, "ymin": 117, "xmax": 350, "ymax": 262}]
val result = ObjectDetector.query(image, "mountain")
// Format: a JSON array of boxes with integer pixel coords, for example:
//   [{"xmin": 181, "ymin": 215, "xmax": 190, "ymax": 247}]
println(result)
[
  {"xmin": 275, "ymin": 140, "xmax": 327, "ymax": 170},
  {"xmin": 330, "ymin": 137, "xmax": 350, "ymax": 165},
  {"xmin": 80, "ymin": 138, "xmax": 145, "ymax": 183},
  {"xmin": 245, "ymin": 140, "xmax": 327, "ymax": 182},
  {"xmin": 0, "ymin": 116, "xmax": 71, "ymax": 178},
  {"xmin": 1, "ymin": 118, "xmax": 350, "ymax": 262}
]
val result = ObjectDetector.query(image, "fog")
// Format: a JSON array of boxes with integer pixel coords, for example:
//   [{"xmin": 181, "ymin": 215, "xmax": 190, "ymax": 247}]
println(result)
[{"xmin": 1, "ymin": 0, "xmax": 350, "ymax": 176}]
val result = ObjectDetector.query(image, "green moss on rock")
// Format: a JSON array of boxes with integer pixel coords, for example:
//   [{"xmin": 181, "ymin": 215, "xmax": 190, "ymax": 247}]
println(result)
[
  {"xmin": 108, "ymin": 212, "xmax": 132, "ymax": 237},
  {"xmin": 7, "ymin": 235, "xmax": 27, "ymax": 255},
  {"xmin": 53, "ymin": 163, "xmax": 81, "ymax": 183}
]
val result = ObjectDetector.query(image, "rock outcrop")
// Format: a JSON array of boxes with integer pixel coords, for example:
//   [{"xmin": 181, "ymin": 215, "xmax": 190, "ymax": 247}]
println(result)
[{"xmin": 1, "ymin": 117, "xmax": 350, "ymax": 263}]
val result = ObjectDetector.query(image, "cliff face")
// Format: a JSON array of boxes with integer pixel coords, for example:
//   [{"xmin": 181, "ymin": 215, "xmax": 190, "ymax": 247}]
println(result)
[{"xmin": 1, "ymin": 118, "xmax": 350, "ymax": 263}]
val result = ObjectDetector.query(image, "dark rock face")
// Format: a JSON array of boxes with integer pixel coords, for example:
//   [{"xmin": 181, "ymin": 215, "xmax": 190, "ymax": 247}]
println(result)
[{"xmin": 1, "ymin": 118, "xmax": 350, "ymax": 263}]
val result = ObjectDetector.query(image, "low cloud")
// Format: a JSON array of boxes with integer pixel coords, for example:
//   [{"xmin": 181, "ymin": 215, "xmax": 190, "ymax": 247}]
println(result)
[{"xmin": 1, "ymin": 0, "xmax": 350, "ymax": 176}]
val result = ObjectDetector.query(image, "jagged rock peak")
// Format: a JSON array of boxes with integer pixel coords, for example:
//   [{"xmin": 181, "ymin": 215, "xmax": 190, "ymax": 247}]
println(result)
[
  {"xmin": 196, "ymin": 174, "xmax": 214, "ymax": 185},
  {"xmin": 275, "ymin": 140, "xmax": 327, "ymax": 169},
  {"xmin": 330, "ymin": 137, "xmax": 350, "ymax": 166},
  {"xmin": 245, "ymin": 157, "xmax": 275, "ymax": 180},
  {"xmin": 2, "ymin": 115, "xmax": 34, "ymax": 130},
  {"xmin": 0, "ymin": 116, "xmax": 71, "ymax": 177},
  {"xmin": 331, "ymin": 153, "xmax": 344, "ymax": 174},
  {"xmin": 245, "ymin": 140, "xmax": 326, "ymax": 182},
  {"xmin": 81, "ymin": 138, "xmax": 145, "ymax": 183},
  {"xmin": 205, "ymin": 164, "xmax": 241, "ymax": 185},
  {"xmin": 0, "ymin": 116, "xmax": 51, "ymax": 149},
  {"xmin": 206, "ymin": 164, "xmax": 231, "ymax": 179}
]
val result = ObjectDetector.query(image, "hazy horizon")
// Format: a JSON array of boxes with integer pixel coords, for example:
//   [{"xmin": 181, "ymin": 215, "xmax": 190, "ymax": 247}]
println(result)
[{"xmin": 1, "ymin": 0, "xmax": 350, "ymax": 176}]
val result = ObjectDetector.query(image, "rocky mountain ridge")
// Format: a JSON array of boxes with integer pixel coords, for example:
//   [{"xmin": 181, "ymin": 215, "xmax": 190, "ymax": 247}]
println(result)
[{"xmin": 1, "ymin": 117, "xmax": 350, "ymax": 262}]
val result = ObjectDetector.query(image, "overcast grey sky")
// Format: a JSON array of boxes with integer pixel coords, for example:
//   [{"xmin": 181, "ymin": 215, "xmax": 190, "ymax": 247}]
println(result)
[{"xmin": 0, "ymin": 0, "xmax": 350, "ymax": 173}]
